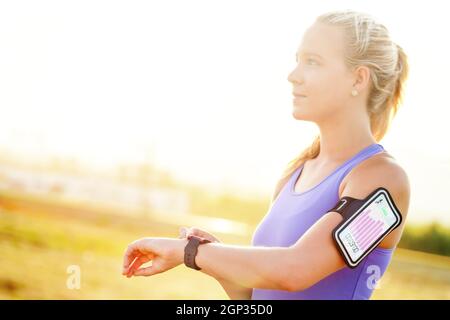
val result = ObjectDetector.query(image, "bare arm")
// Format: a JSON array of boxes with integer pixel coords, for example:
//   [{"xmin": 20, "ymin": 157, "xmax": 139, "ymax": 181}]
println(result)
[
  {"xmin": 190, "ymin": 242, "xmax": 294, "ymax": 291},
  {"xmin": 185, "ymin": 161, "xmax": 410, "ymax": 292},
  {"xmin": 191, "ymin": 213, "xmax": 343, "ymax": 292}
]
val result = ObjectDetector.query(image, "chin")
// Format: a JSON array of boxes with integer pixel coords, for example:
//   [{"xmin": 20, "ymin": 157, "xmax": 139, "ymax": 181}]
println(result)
[{"xmin": 291, "ymin": 107, "xmax": 312, "ymax": 121}]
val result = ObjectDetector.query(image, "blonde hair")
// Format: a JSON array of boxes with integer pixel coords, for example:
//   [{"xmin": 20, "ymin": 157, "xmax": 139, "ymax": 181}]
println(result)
[{"xmin": 271, "ymin": 10, "xmax": 409, "ymax": 204}]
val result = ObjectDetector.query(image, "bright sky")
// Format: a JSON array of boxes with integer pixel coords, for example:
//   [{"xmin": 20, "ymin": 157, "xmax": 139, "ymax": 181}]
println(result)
[{"xmin": 0, "ymin": 1, "xmax": 449, "ymax": 224}]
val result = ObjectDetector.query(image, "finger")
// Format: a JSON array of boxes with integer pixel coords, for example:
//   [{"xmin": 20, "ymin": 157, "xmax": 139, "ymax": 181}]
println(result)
[
  {"xmin": 190, "ymin": 227, "xmax": 210, "ymax": 238},
  {"xmin": 126, "ymin": 254, "xmax": 146, "ymax": 277},
  {"xmin": 187, "ymin": 228, "xmax": 201, "ymax": 237},
  {"xmin": 124, "ymin": 255, "xmax": 139, "ymax": 276},
  {"xmin": 127, "ymin": 253, "xmax": 155, "ymax": 277},
  {"xmin": 190, "ymin": 227, "xmax": 200, "ymax": 235},
  {"xmin": 188, "ymin": 229, "xmax": 219, "ymax": 243},
  {"xmin": 122, "ymin": 242, "xmax": 140, "ymax": 274},
  {"xmin": 133, "ymin": 265, "xmax": 161, "ymax": 277},
  {"xmin": 186, "ymin": 227, "xmax": 204, "ymax": 238}
]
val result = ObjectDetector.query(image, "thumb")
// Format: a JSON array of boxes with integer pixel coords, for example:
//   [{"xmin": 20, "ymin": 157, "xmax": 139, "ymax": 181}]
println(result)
[{"xmin": 187, "ymin": 227, "xmax": 203, "ymax": 237}]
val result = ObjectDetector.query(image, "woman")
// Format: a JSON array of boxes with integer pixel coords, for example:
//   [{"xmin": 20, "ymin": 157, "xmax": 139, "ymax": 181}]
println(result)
[{"xmin": 122, "ymin": 10, "xmax": 410, "ymax": 300}]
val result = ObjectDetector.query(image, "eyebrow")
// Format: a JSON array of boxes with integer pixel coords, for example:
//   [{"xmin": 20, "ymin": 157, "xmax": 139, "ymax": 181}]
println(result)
[{"xmin": 295, "ymin": 51, "xmax": 323, "ymax": 62}]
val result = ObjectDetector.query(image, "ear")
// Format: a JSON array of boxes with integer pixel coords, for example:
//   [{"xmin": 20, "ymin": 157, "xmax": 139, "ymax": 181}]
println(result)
[{"xmin": 352, "ymin": 65, "xmax": 371, "ymax": 93}]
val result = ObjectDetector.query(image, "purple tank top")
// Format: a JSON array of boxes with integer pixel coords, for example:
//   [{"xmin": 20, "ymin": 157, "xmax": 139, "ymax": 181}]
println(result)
[{"xmin": 251, "ymin": 143, "xmax": 395, "ymax": 300}]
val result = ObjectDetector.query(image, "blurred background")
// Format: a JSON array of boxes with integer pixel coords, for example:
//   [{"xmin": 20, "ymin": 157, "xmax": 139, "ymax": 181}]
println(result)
[{"xmin": 0, "ymin": 0, "xmax": 449, "ymax": 299}]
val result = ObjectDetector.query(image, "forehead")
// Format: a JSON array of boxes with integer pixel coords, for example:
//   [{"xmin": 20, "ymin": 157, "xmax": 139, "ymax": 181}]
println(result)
[{"xmin": 296, "ymin": 22, "xmax": 346, "ymax": 59}]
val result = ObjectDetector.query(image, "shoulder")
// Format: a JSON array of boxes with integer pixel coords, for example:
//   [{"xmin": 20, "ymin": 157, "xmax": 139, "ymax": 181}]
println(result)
[
  {"xmin": 340, "ymin": 152, "xmax": 410, "ymax": 199},
  {"xmin": 339, "ymin": 152, "xmax": 411, "ymax": 249}
]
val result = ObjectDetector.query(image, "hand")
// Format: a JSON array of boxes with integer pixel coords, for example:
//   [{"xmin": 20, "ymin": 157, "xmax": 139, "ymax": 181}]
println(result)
[
  {"xmin": 122, "ymin": 237, "xmax": 188, "ymax": 277},
  {"xmin": 178, "ymin": 226, "xmax": 221, "ymax": 243}
]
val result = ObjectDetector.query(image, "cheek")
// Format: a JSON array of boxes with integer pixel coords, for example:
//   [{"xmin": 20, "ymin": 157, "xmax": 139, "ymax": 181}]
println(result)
[
  {"xmin": 292, "ymin": 66, "xmax": 351, "ymax": 120},
  {"xmin": 309, "ymin": 70, "xmax": 348, "ymax": 108}
]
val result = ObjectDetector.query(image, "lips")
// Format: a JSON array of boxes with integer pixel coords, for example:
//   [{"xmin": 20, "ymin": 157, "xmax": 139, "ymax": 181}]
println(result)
[{"xmin": 292, "ymin": 92, "xmax": 306, "ymax": 97}]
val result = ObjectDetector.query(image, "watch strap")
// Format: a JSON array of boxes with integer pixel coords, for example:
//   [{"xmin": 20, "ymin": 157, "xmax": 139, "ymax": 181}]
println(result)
[{"xmin": 184, "ymin": 235, "xmax": 211, "ymax": 270}]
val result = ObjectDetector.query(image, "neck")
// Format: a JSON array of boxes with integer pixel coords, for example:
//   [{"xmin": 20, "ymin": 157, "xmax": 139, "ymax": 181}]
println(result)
[{"xmin": 315, "ymin": 111, "xmax": 376, "ymax": 163}]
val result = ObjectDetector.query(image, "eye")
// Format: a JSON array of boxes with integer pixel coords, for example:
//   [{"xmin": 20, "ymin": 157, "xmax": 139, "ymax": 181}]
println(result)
[{"xmin": 295, "ymin": 56, "xmax": 319, "ymax": 66}]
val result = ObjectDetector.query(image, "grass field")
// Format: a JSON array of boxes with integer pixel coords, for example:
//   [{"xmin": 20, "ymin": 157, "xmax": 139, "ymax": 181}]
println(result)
[{"xmin": 0, "ymin": 192, "xmax": 449, "ymax": 300}]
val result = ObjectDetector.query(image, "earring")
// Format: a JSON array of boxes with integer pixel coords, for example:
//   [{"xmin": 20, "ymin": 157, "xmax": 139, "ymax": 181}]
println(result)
[{"xmin": 351, "ymin": 89, "xmax": 358, "ymax": 97}]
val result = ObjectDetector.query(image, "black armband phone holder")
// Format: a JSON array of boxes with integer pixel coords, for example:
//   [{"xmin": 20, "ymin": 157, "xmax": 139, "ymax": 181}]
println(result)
[{"xmin": 329, "ymin": 187, "xmax": 402, "ymax": 268}]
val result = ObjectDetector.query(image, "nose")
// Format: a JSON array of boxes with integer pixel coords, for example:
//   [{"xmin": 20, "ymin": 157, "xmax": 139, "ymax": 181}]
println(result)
[
  {"xmin": 287, "ymin": 65, "xmax": 303, "ymax": 84},
  {"xmin": 287, "ymin": 71, "xmax": 295, "ymax": 84}
]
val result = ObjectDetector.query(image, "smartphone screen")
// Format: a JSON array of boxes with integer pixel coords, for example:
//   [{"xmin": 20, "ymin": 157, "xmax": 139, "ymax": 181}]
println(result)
[{"xmin": 333, "ymin": 188, "xmax": 402, "ymax": 268}]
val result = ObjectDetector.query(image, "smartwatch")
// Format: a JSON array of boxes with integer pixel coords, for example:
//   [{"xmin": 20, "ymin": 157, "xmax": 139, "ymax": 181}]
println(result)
[{"xmin": 184, "ymin": 234, "xmax": 212, "ymax": 270}]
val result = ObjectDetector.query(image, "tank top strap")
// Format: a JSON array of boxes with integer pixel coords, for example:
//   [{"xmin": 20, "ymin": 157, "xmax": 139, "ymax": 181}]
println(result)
[{"xmin": 336, "ymin": 143, "xmax": 386, "ymax": 179}]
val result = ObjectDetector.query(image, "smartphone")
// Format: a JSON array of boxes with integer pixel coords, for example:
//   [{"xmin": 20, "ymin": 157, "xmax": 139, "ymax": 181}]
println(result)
[{"xmin": 332, "ymin": 187, "xmax": 402, "ymax": 268}]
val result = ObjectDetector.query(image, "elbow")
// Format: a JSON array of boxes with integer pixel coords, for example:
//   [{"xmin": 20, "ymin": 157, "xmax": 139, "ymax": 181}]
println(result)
[
  {"xmin": 280, "ymin": 250, "xmax": 313, "ymax": 292},
  {"xmin": 282, "ymin": 276, "xmax": 309, "ymax": 292},
  {"xmin": 281, "ymin": 263, "xmax": 324, "ymax": 292},
  {"xmin": 283, "ymin": 272, "xmax": 317, "ymax": 292}
]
